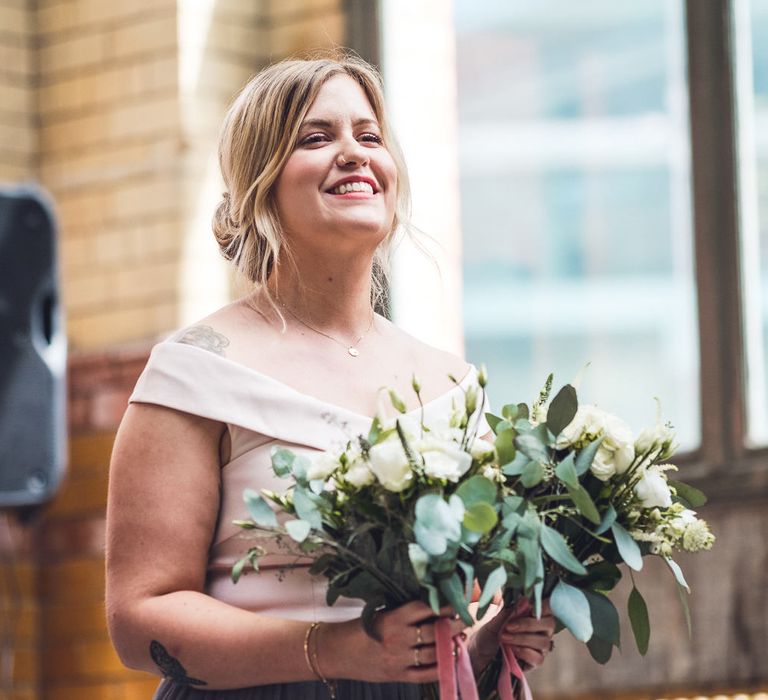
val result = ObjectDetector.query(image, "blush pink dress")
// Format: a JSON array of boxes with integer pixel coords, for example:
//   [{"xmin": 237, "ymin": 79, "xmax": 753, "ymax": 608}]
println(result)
[{"xmin": 127, "ymin": 339, "xmax": 489, "ymax": 699}]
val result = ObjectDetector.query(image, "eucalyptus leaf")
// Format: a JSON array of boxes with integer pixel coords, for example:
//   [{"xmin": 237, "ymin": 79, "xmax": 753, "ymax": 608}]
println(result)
[
  {"xmin": 664, "ymin": 557, "xmax": 690, "ymax": 593},
  {"xmin": 518, "ymin": 534, "xmax": 541, "ymax": 589},
  {"xmin": 517, "ymin": 403, "xmax": 530, "ymax": 420},
  {"xmin": 546, "ymin": 384, "xmax": 578, "ymax": 437},
  {"xmin": 293, "ymin": 487, "xmax": 323, "ymax": 529},
  {"xmin": 583, "ymin": 561, "xmax": 622, "ymax": 591},
  {"xmin": 520, "ymin": 460, "xmax": 545, "ymax": 488},
  {"xmin": 501, "ymin": 404, "xmax": 519, "ymax": 421},
  {"xmin": 551, "ymin": 581, "xmax": 593, "ymax": 642},
  {"xmin": 284, "ymin": 519, "xmax": 311, "ymax": 542},
  {"xmin": 676, "ymin": 581, "xmax": 692, "ymax": 638},
  {"xmin": 534, "ymin": 552, "xmax": 544, "ymax": 618},
  {"xmin": 457, "ymin": 561, "xmax": 475, "ymax": 604},
  {"xmin": 668, "ymin": 479, "xmax": 707, "ymax": 507},
  {"xmin": 270, "ymin": 447, "xmax": 294, "ymax": 478},
  {"xmin": 515, "ymin": 434, "xmax": 549, "ymax": 464},
  {"xmin": 495, "ymin": 429, "xmax": 517, "ymax": 466},
  {"xmin": 595, "ymin": 504, "xmax": 617, "ymax": 535},
  {"xmin": 243, "ymin": 489, "xmax": 277, "ymax": 527},
  {"xmin": 540, "ymin": 525, "xmax": 587, "ymax": 575},
  {"xmin": 456, "ymin": 475, "xmax": 497, "ymax": 507},
  {"xmin": 292, "ymin": 455, "xmax": 311, "ymax": 482},
  {"xmin": 231, "ymin": 556, "xmax": 248, "ymax": 584},
  {"xmin": 463, "ymin": 502, "xmax": 498, "ymax": 533},
  {"xmin": 567, "ymin": 484, "xmax": 601, "ymax": 524},
  {"xmin": 555, "ymin": 453, "xmax": 579, "ymax": 489},
  {"xmin": 501, "ymin": 453, "xmax": 529, "ymax": 477},
  {"xmin": 485, "ymin": 413, "xmax": 503, "ymax": 434},
  {"xmin": 438, "ymin": 574, "xmax": 473, "ymax": 626},
  {"xmin": 478, "ymin": 565, "xmax": 507, "ymax": 608},
  {"xmin": 628, "ymin": 586, "xmax": 650, "ymax": 655},
  {"xmin": 584, "ymin": 590, "xmax": 620, "ymax": 647},
  {"xmin": 587, "ymin": 634, "xmax": 613, "ymax": 664},
  {"xmin": 611, "ymin": 523, "xmax": 643, "ymax": 571},
  {"xmin": 575, "ymin": 437, "xmax": 604, "ymax": 476}
]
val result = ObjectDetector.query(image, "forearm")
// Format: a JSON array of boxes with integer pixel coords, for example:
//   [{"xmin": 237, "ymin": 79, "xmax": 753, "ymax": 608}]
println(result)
[{"xmin": 108, "ymin": 590, "xmax": 364, "ymax": 689}]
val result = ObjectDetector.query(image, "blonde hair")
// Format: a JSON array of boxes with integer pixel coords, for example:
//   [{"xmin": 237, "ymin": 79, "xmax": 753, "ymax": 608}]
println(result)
[{"xmin": 212, "ymin": 52, "xmax": 412, "ymax": 318}]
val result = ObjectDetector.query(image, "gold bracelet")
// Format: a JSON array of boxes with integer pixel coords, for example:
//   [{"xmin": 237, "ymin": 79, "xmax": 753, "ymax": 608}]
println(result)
[
  {"xmin": 303, "ymin": 622, "xmax": 321, "ymax": 679},
  {"xmin": 310, "ymin": 622, "xmax": 338, "ymax": 699}
]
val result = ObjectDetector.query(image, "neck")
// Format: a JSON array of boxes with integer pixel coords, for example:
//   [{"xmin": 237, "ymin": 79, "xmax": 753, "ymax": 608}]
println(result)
[{"xmin": 264, "ymin": 248, "xmax": 376, "ymax": 336}]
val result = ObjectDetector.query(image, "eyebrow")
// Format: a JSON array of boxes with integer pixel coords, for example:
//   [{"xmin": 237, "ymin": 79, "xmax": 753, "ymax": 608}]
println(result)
[{"xmin": 298, "ymin": 117, "xmax": 380, "ymax": 130}]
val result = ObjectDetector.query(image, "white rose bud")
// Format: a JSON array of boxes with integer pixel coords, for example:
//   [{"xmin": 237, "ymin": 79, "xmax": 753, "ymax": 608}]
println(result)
[
  {"xmin": 420, "ymin": 440, "xmax": 472, "ymax": 482},
  {"xmin": 470, "ymin": 438, "xmax": 496, "ymax": 461},
  {"xmin": 556, "ymin": 404, "xmax": 606, "ymax": 449},
  {"xmin": 634, "ymin": 466, "xmax": 673, "ymax": 508},
  {"xmin": 368, "ymin": 439, "xmax": 413, "ymax": 492},
  {"xmin": 602, "ymin": 413, "xmax": 635, "ymax": 474},
  {"xmin": 307, "ymin": 452, "xmax": 340, "ymax": 481},
  {"xmin": 590, "ymin": 449, "xmax": 617, "ymax": 481},
  {"xmin": 344, "ymin": 460, "xmax": 375, "ymax": 489}
]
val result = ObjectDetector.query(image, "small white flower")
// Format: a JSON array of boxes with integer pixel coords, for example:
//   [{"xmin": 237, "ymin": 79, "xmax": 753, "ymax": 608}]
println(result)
[
  {"xmin": 307, "ymin": 452, "xmax": 340, "ymax": 481},
  {"xmin": 635, "ymin": 422, "xmax": 677, "ymax": 462},
  {"xmin": 417, "ymin": 438, "xmax": 472, "ymax": 482},
  {"xmin": 556, "ymin": 404, "xmax": 607, "ymax": 449},
  {"xmin": 368, "ymin": 438, "xmax": 413, "ymax": 492},
  {"xmin": 344, "ymin": 460, "xmax": 375, "ymax": 489},
  {"xmin": 635, "ymin": 466, "xmax": 673, "ymax": 508},
  {"xmin": 470, "ymin": 438, "xmax": 496, "ymax": 461},
  {"xmin": 682, "ymin": 519, "xmax": 715, "ymax": 551}
]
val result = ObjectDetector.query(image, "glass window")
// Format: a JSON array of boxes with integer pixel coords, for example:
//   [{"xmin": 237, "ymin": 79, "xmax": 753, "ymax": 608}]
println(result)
[
  {"xmin": 455, "ymin": 0, "xmax": 701, "ymax": 449},
  {"xmin": 733, "ymin": 0, "xmax": 768, "ymax": 446}
]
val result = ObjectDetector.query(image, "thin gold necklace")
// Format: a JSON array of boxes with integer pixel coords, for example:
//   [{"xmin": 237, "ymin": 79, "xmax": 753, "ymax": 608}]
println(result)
[{"xmin": 279, "ymin": 301, "xmax": 375, "ymax": 357}]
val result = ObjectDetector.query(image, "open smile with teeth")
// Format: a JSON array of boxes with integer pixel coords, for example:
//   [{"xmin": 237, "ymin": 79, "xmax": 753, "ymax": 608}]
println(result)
[{"xmin": 329, "ymin": 181, "xmax": 375, "ymax": 195}]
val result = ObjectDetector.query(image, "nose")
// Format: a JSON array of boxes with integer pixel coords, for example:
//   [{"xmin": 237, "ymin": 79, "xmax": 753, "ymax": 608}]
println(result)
[{"xmin": 336, "ymin": 135, "xmax": 369, "ymax": 168}]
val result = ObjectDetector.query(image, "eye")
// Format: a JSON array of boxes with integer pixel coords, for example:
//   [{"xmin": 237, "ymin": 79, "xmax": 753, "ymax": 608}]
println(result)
[
  {"xmin": 359, "ymin": 133, "xmax": 383, "ymax": 144},
  {"xmin": 299, "ymin": 132, "xmax": 329, "ymax": 146}
]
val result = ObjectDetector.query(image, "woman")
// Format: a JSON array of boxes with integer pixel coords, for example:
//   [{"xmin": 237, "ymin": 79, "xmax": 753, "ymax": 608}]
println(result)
[{"xmin": 105, "ymin": 53, "xmax": 555, "ymax": 699}]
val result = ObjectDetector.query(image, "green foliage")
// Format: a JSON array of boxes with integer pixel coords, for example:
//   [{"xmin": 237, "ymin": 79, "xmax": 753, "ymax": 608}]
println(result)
[
  {"xmin": 668, "ymin": 479, "xmax": 707, "ymax": 508},
  {"xmin": 243, "ymin": 489, "xmax": 277, "ymax": 527},
  {"xmin": 611, "ymin": 523, "xmax": 643, "ymax": 571},
  {"xmin": 551, "ymin": 581, "xmax": 593, "ymax": 642},
  {"xmin": 540, "ymin": 525, "xmax": 587, "ymax": 575},
  {"xmin": 628, "ymin": 585, "xmax": 650, "ymax": 655},
  {"xmin": 546, "ymin": 384, "xmax": 578, "ymax": 436}
]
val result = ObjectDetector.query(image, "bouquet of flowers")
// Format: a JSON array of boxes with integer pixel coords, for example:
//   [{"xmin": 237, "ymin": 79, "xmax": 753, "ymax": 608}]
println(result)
[{"xmin": 232, "ymin": 370, "xmax": 714, "ymax": 700}]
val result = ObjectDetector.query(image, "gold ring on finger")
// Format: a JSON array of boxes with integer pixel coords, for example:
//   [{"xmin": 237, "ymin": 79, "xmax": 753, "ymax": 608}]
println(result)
[
  {"xmin": 414, "ymin": 647, "xmax": 421, "ymax": 667},
  {"xmin": 415, "ymin": 624, "xmax": 423, "ymax": 646}
]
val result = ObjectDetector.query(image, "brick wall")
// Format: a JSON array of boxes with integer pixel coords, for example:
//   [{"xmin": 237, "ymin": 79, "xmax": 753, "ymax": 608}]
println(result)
[
  {"xmin": 0, "ymin": 1, "xmax": 347, "ymax": 698},
  {"xmin": 0, "ymin": 0, "xmax": 36, "ymax": 182}
]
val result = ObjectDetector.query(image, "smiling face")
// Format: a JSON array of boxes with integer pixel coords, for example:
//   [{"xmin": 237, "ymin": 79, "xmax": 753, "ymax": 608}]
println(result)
[{"xmin": 273, "ymin": 74, "xmax": 398, "ymax": 255}]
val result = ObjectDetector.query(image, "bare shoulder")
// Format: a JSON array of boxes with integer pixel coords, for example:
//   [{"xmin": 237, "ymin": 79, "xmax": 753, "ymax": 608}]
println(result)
[
  {"xmin": 164, "ymin": 298, "xmax": 274, "ymax": 361},
  {"xmin": 380, "ymin": 317, "xmax": 473, "ymax": 388}
]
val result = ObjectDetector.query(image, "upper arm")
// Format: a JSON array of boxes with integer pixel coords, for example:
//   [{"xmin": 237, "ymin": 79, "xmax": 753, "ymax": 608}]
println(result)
[{"xmin": 106, "ymin": 401, "xmax": 224, "ymax": 614}]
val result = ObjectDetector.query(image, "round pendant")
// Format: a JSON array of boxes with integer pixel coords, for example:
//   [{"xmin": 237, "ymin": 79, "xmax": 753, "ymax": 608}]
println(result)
[{"xmin": 348, "ymin": 347, "xmax": 360, "ymax": 357}]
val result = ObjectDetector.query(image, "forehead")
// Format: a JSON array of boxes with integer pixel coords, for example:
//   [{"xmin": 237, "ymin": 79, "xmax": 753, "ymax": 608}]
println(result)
[{"xmin": 303, "ymin": 74, "xmax": 378, "ymax": 123}]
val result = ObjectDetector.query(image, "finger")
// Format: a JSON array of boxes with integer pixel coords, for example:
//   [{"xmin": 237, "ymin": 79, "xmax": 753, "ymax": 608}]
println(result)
[
  {"xmin": 510, "ymin": 646, "xmax": 545, "ymax": 671},
  {"xmin": 410, "ymin": 644, "xmax": 437, "ymax": 667},
  {"xmin": 500, "ymin": 632, "xmax": 552, "ymax": 651},
  {"xmin": 504, "ymin": 617, "xmax": 556, "ymax": 635},
  {"xmin": 396, "ymin": 600, "xmax": 440, "ymax": 624}
]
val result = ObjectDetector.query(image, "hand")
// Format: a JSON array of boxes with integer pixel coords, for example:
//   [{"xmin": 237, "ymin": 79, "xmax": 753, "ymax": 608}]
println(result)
[
  {"xmin": 326, "ymin": 601, "xmax": 469, "ymax": 684},
  {"xmin": 469, "ymin": 599, "xmax": 556, "ymax": 674}
]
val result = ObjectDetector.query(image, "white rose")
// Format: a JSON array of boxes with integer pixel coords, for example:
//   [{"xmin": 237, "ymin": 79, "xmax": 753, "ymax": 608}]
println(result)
[
  {"xmin": 556, "ymin": 404, "xmax": 606, "ymax": 449},
  {"xmin": 601, "ymin": 413, "xmax": 635, "ymax": 473},
  {"xmin": 344, "ymin": 460, "xmax": 375, "ymax": 489},
  {"xmin": 635, "ymin": 422, "xmax": 677, "ymax": 461},
  {"xmin": 590, "ymin": 449, "xmax": 617, "ymax": 481},
  {"xmin": 307, "ymin": 452, "xmax": 340, "ymax": 481},
  {"xmin": 634, "ymin": 466, "xmax": 673, "ymax": 508},
  {"xmin": 470, "ymin": 438, "xmax": 496, "ymax": 461},
  {"xmin": 418, "ymin": 438, "xmax": 472, "ymax": 482},
  {"xmin": 368, "ymin": 439, "xmax": 413, "ymax": 492}
]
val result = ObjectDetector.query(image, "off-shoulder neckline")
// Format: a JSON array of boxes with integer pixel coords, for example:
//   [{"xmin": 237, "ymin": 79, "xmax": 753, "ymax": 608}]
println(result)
[{"xmin": 158, "ymin": 340, "xmax": 476, "ymax": 424}]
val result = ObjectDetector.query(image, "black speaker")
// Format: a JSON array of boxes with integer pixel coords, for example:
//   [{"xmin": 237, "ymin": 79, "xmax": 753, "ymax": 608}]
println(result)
[{"xmin": 0, "ymin": 185, "xmax": 66, "ymax": 507}]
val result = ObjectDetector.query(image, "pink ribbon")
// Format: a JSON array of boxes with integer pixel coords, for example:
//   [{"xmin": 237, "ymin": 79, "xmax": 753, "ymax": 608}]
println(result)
[
  {"xmin": 434, "ymin": 617, "xmax": 478, "ymax": 700},
  {"xmin": 497, "ymin": 599, "xmax": 533, "ymax": 700}
]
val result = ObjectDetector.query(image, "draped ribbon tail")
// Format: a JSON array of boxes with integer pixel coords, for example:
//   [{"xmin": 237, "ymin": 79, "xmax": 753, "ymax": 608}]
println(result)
[
  {"xmin": 454, "ymin": 635, "xmax": 479, "ymax": 700},
  {"xmin": 496, "ymin": 599, "xmax": 534, "ymax": 700},
  {"xmin": 435, "ymin": 617, "xmax": 457, "ymax": 700}
]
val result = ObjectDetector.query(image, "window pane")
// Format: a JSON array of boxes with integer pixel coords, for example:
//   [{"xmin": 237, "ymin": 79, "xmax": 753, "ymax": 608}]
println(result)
[
  {"xmin": 456, "ymin": 1, "xmax": 701, "ymax": 449},
  {"xmin": 734, "ymin": 0, "xmax": 768, "ymax": 446}
]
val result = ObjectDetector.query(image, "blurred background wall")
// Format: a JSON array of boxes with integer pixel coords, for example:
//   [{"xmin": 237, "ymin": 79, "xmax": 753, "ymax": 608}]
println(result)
[{"xmin": 0, "ymin": 0, "xmax": 766, "ymax": 699}]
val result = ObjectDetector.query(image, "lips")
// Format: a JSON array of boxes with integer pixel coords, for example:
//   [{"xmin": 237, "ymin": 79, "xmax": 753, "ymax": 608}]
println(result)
[{"xmin": 326, "ymin": 175, "xmax": 379, "ymax": 195}]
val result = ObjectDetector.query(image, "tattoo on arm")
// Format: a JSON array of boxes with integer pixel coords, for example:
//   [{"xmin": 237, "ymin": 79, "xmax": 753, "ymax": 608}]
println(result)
[
  {"xmin": 149, "ymin": 640, "xmax": 207, "ymax": 686},
  {"xmin": 174, "ymin": 325, "xmax": 231, "ymax": 356}
]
